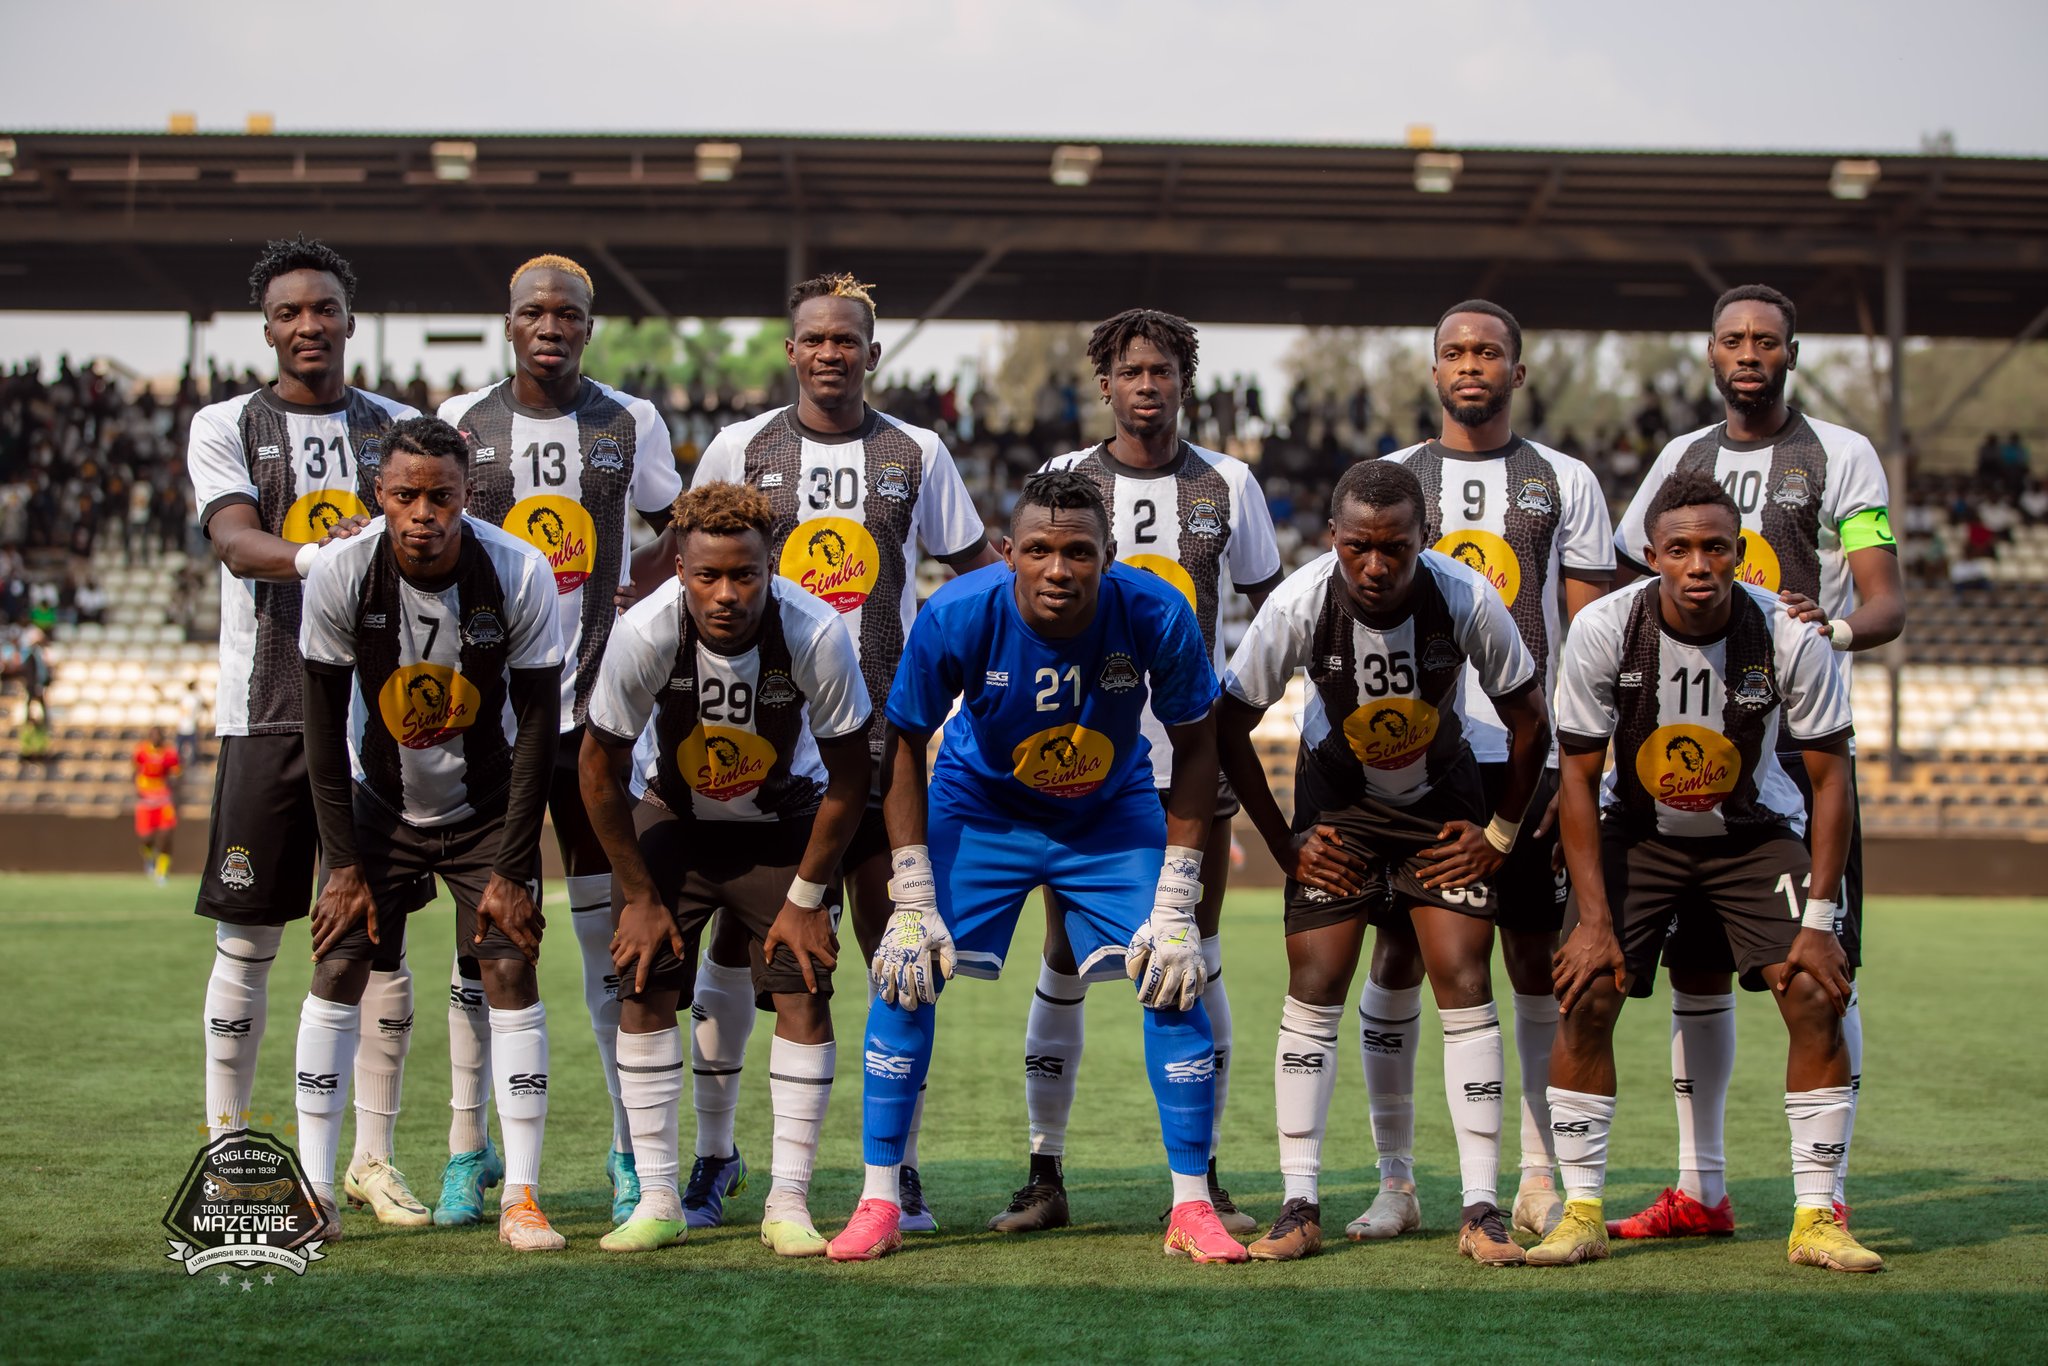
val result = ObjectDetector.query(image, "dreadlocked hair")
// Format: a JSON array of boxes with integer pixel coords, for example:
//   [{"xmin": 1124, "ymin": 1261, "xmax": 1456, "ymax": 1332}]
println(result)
[
  {"xmin": 672, "ymin": 481, "xmax": 774, "ymax": 540},
  {"xmin": 509, "ymin": 254, "xmax": 594, "ymax": 300},
  {"xmin": 788, "ymin": 272, "xmax": 878, "ymax": 333},
  {"xmin": 1015, "ymin": 468, "xmax": 1111, "ymax": 541},
  {"xmin": 1085, "ymin": 307, "xmax": 1199, "ymax": 391},
  {"xmin": 248, "ymin": 235, "xmax": 358, "ymax": 311}
]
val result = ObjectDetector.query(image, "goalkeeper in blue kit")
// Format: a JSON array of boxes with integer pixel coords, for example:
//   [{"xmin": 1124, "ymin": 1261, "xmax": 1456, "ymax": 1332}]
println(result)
[{"xmin": 825, "ymin": 470, "xmax": 1248, "ymax": 1264}]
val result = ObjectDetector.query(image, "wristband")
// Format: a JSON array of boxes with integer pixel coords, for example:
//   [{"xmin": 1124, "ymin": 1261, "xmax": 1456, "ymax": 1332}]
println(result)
[
  {"xmin": 1164, "ymin": 844, "xmax": 1204, "ymax": 878},
  {"xmin": 1825, "ymin": 619, "xmax": 1855, "ymax": 651},
  {"xmin": 888, "ymin": 845, "xmax": 935, "ymax": 903},
  {"xmin": 1483, "ymin": 815, "xmax": 1520, "ymax": 854},
  {"xmin": 294, "ymin": 541, "xmax": 321, "ymax": 579},
  {"xmin": 787, "ymin": 876, "xmax": 829, "ymax": 910},
  {"xmin": 1156, "ymin": 845, "xmax": 1204, "ymax": 912},
  {"xmin": 1801, "ymin": 897, "xmax": 1841, "ymax": 934}
]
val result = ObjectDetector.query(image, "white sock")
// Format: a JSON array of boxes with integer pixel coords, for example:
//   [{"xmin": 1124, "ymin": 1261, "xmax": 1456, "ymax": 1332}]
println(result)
[
  {"xmin": 447, "ymin": 956, "xmax": 492, "ymax": 1154},
  {"xmin": 1275, "ymin": 995, "xmax": 1343, "ymax": 1205},
  {"xmin": 352, "ymin": 957, "xmax": 412, "ymax": 1165},
  {"xmin": 905, "ymin": 1086, "xmax": 927, "ymax": 1170},
  {"xmin": 204, "ymin": 923, "xmax": 281, "ymax": 1139},
  {"xmin": 294, "ymin": 994, "xmax": 360, "ymax": 1197},
  {"xmin": 1837, "ymin": 983, "xmax": 1862, "ymax": 1205},
  {"xmin": 1786, "ymin": 1086, "xmax": 1855, "ymax": 1210},
  {"xmin": 617, "ymin": 1027, "xmax": 684, "ymax": 1220},
  {"xmin": 1512, "ymin": 992, "xmax": 1560, "ymax": 1175},
  {"xmin": 862, "ymin": 1162, "xmax": 901, "ymax": 1205},
  {"xmin": 1548, "ymin": 1086, "xmax": 1617, "ymax": 1203},
  {"xmin": 567, "ymin": 875, "xmax": 631, "ymax": 1152},
  {"xmin": 691, "ymin": 954, "xmax": 755, "ymax": 1159},
  {"xmin": 1441, "ymin": 1001, "xmax": 1504, "ymax": 1207},
  {"xmin": 490, "ymin": 1002, "xmax": 549, "ymax": 1199},
  {"xmin": 769, "ymin": 1036, "xmax": 835, "ymax": 1200},
  {"xmin": 1358, "ymin": 979, "xmax": 1422, "ymax": 1186},
  {"xmin": 1024, "ymin": 960, "xmax": 1088, "ymax": 1157},
  {"xmin": 1201, "ymin": 937, "xmax": 1232, "ymax": 1157},
  {"xmin": 1671, "ymin": 989, "xmax": 1736, "ymax": 1206},
  {"xmin": 1170, "ymin": 1168, "xmax": 1210, "ymax": 1206}
]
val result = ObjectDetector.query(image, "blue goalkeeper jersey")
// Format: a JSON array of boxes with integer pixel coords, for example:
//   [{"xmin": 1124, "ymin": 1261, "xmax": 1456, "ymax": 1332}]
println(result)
[{"xmin": 886, "ymin": 561, "xmax": 1218, "ymax": 820}]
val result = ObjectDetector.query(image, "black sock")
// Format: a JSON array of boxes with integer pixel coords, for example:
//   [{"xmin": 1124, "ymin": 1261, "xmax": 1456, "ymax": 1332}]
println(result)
[{"xmin": 1029, "ymin": 1152, "xmax": 1064, "ymax": 1186}]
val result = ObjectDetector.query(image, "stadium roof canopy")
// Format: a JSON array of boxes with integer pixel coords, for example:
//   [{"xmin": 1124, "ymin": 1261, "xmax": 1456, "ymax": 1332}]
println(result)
[{"xmin": 2, "ymin": 131, "xmax": 2045, "ymax": 338}]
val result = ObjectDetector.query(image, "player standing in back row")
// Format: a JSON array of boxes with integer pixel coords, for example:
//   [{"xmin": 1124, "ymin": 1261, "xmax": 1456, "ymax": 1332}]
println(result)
[
  {"xmin": 438, "ymin": 255, "xmax": 681, "ymax": 1228},
  {"xmin": 1605, "ymin": 284, "xmax": 1903, "ymax": 1240},
  {"xmin": 684, "ymin": 273, "xmax": 999, "ymax": 1231},
  {"xmin": 1374, "ymin": 300, "xmax": 1614, "ymax": 1241},
  {"xmin": 993, "ymin": 308, "xmax": 1282, "ymax": 1235},
  {"xmin": 186, "ymin": 237, "xmax": 431, "ymax": 1230}
]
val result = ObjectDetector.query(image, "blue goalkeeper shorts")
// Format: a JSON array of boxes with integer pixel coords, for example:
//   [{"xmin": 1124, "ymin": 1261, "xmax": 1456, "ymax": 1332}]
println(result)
[{"xmin": 929, "ymin": 775, "xmax": 1165, "ymax": 983}]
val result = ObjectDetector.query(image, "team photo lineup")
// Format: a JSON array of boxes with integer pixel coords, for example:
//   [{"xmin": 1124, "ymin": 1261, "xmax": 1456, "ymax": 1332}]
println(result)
[{"xmin": 174, "ymin": 234, "xmax": 1896, "ymax": 1276}]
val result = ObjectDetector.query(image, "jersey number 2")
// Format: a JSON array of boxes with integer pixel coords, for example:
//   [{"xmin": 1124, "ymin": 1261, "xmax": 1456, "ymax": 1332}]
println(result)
[{"xmin": 1034, "ymin": 665, "xmax": 1080, "ymax": 712}]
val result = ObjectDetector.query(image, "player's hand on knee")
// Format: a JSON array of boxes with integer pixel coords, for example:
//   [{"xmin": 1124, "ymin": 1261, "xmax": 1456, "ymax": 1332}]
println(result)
[
  {"xmin": 612, "ymin": 893, "xmax": 682, "ymax": 996},
  {"xmin": 1552, "ymin": 919, "xmax": 1626, "ymax": 1015},
  {"xmin": 1779, "ymin": 927, "xmax": 1852, "ymax": 1015},
  {"xmin": 763, "ymin": 898, "xmax": 837, "ymax": 995},
  {"xmin": 476, "ymin": 873, "xmax": 545, "ymax": 964},
  {"xmin": 1417, "ymin": 820, "xmax": 1505, "ymax": 889},
  {"xmin": 1282, "ymin": 824, "xmax": 1369, "ymax": 898},
  {"xmin": 310, "ymin": 864, "xmax": 376, "ymax": 961}
]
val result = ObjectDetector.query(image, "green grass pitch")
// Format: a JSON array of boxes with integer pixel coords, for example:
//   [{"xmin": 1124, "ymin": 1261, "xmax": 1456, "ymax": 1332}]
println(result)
[{"xmin": 2, "ymin": 875, "xmax": 2043, "ymax": 1362}]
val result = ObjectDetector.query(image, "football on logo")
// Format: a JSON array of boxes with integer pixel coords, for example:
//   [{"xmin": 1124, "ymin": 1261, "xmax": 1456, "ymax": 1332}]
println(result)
[
  {"xmin": 1341, "ymin": 697, "xmax": 1439, "ymax": 770},
  {"xmin": 1123, "ymin": 553, "xmax": 1197, "ymax": 611},
  {"xmin": 376, "ymin": 663, "xmax": 482, "ymax": 749},
  {"xmin": 505, "ymin": 494, "xmax": 596, "ymax": 594},
  {"xmin": 1435, "ymin": 528, "xmax": 1522, "ymax": 608},
  {"xmin": 1636, "ymin": 723, "xmax": 1742, "ymax": 812},
  {"xmin": 1736, "ymin": 530, "xmax": 1782, "ymax": 593},
  {"xmin": 680, "ymin": 724, "xmax": 778, "ymax": 802},
  {"xmin": 1011, "ymin": 724, "xmax": 1116, "ymax": 798},
  {"xmin": 282, "ymin": 488, "xmax": 368, "ymax": 545},
  {"xmin": 781, "ymin": 516, "xmax": 880, "ymax": 613}
]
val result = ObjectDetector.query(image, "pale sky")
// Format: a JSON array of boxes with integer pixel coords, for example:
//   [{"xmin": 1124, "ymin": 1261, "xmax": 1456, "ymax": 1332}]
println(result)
[{"xmin": 5, "ymin": 1, "xmax": 2044, "ymax": 390}]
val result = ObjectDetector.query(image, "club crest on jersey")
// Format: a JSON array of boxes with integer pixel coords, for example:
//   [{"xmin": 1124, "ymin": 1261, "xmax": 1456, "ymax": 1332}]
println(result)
[
  {"xmin": 1186, "ymin": 499, "xmax": 1223, "ymax": 536},
  {"xmin": 506, "ymin": 494, "xmax": 596, "ymax": 595},
  {"xmin": 1733, "ymin": 665, "xmax": 1776, "ymax": 708},
  {"xmin": 461, "ymin": 609, "xmax": 505, "ymax": 650},
  {"xmin": 1772, "ymin": 469, "xmax": 1813, "ymax": 510},
  {"xmin": 873, "ymin": 463, "xmax": 911, "ymax": 500},
  {"xmin": 219, "ymin": 846, "xmax": 257, "ymax": 891},
  {"xmin": 1420, "ymin": 636, "xmax": 1461, "ymax": 674},
  {"xmin": 356, "ymin": 436, "xmax": 383, "ymax": 470},
  {"xmin": 1514, "ymin": 478, "xmax": 1555, "ymax": 516},
  {"xmin": 377, "ymin": 663, "xmax": 482, "ymax": 749},
  {"xmin": 588, "ymin": 437, "xmax": 625, "ymax": 473},
  {"xmin": 757, "ymin": 671, "xmax": 799, "ymax": 709},
  {"xmin": 1098, "ymin": 652, "xmax": 1140, "ymax": 693},
  {"xmin": 1637, "ymin": 723, "xmax": 1741, "ymax": 812},
  {"xmin": 1011, "ymin": 724, "xmax": 1117, "ymax": 799}
]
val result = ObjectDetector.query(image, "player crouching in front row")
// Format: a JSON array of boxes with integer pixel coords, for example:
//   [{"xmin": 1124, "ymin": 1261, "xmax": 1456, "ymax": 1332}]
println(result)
[
  {"xmin": 579, "ymin": 482, "xmax": 873, "ymax": 1256},
  {"xmin": 829, "ymin": 470, "xmax": 1246, "ymax": 1264},
  {"xmin": 297, "ymin": 417, "xmax": 568, "ymax": 1250},
  {"xmin": 1535, "ymin": 472, "xmax": 1879, "ymax": 1272}
]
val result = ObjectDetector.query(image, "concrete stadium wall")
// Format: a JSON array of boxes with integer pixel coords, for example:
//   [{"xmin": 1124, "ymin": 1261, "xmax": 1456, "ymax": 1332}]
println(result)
[{"xmin": 4, "ymin": 813, "xmax": 2043, "ymax": 899}]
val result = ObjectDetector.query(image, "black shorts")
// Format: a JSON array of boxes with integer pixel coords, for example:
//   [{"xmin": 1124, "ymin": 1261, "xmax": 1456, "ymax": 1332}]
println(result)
[
  {"xmin": 320, "ymin": 788, "xmax": 541, "ymax": 973},
  {"xmin": 1659, "ymin": 751, "xmax": 1864, "ymax": 975},
  {"xmin": 1569, "ymin": 828, "xmax": 1814, "ymax": 999},
  {"xmin": 1154, "ymin": 774, "xmax": 1243, "ymax": 825},
  {"xmin": 196, "ymin": 734, "xmax": 323, "ymax": 925},
  {"xmin": 624, "ymin": 802, "xmax": 832, "ymax": 1007},
  {"xmin": 844, "ymin": 800, "xmax": 889, "ymax": 872},
  {"xmin": 1480, "ymin": 763, "xmax": 1569, "ymax": 936},
  {"xmin": 1283, "ymin": 756, "xmax": 1492, "ymax": 936}
]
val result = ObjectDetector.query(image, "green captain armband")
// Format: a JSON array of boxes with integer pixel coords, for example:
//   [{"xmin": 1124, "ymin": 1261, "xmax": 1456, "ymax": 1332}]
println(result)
[{"xmin": 1839, "ymin": 507, "xmax": 1896, "ymax": 553}]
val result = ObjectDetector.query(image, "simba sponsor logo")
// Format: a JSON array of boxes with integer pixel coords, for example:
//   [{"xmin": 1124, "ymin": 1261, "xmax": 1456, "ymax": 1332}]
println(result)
[
  {"xmin": 376, "ymin": 664, "xmax": 482, "ymax": 749},
  {"xmin": 781, "ymin": 517, "xmax": 881, "ymax": 612},
  {"xmin": 1436, "ymin": 528, "xmax": 1522, "ymax": 607},
  {"xmin": 1636, "ymin": 723, "xmax": 1741, "ymax": 812},
  {"xmin": 506, "ymin": 494, "xmax": 596, "ymax": 594},
  {"xmin": 1010, "ymin": 724, "xmax": 1117, "ymax": 799}
]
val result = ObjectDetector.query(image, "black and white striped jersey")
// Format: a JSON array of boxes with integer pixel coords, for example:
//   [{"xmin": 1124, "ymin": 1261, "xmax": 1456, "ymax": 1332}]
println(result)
[
  {"xmin": 1040, "ymin": 441, "xmax": 1284, "ymax": 787},
  {"xmin": 1226, "ymin": 550, "xmax": 1534, "ymax": 807},
  {"xmin": 299, "ymin": 517, "xmax": 563, "ymax": 827},
  {"xmin": 1554, "ymin": 579, "xmax": 1853, "ymax": 840},
  {"xmin": 439, "ymin": 378, "xmax": 680, "ymax": 730},
  {"xmin": 187, "ymin": 386, "xmax": 418, "ymax": 736}
]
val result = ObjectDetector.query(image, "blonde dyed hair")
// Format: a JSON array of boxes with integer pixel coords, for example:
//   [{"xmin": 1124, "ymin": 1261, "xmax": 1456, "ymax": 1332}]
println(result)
[{"xmin": 509, "ymin": 254, "xmax": 594, "ymax": 300}]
